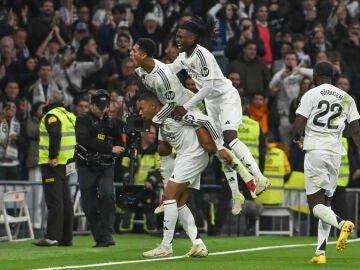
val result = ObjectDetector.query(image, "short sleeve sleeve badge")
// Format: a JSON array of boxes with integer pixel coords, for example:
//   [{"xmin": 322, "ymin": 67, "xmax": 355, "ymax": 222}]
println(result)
[{"xmin": 48, "ymin": 116, "xmax": 58, "ymax": 124}]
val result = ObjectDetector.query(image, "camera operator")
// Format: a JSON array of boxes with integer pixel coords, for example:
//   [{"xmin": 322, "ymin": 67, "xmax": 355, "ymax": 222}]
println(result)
[
  {"xmin": 75, "ymin": 89, "xmax": 125, "ymax": 248},
  {"xmin": 119, "ymin": 124, "xmax": 161, "ymax": 233}
]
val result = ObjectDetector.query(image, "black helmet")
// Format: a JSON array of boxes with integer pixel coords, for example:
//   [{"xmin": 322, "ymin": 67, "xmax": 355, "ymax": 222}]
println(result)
[{"xmin": 91, "ymin": 89, "xmax": 110, "ymax": 109}]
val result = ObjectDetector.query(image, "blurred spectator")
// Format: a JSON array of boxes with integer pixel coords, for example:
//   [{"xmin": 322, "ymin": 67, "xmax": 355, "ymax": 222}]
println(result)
[
  {"xmin": 337, "ymin": 20, "xmax": 360, "ymax": 99},
  {"xmin": 207, "ymin": 1, "xmax": 239, "ymax": 73},
  {"xmin": 35, "ymin": 26, "xmax": 66, "ymax": 66},
  {"xmin": 0, "ymin": 36, "xmax": 17, "ymax": 89},
  {"xmin": 0, "ymin": 9, "xmax": 18, "ymax": 39},
  {"xmin": 70, "ymin": 4, "xmax": 92, "ymax": 38},
  {"xmin": 24, "ymin": 101, "xmax": 46, "ymax": 229},
  {"xmin": 52, "ymin": 44, "xmax": 103, "ymax": 105},
  {"xmin": 152, "ymin": 0, "xmax": 181, "ymax": 30},
  {"xmin": 225, "ymin": 17, "xmax": 265, "ymax": 61},
  {"xmin": 0, "ymin": 101, "xmax": 23, "ymax": 180},
  {"xmin": 315, "ymin": 50, "xmax": 328, "ymax": 63},
  {"xmin": 73, "ymin": 96, "xmax": 89, "ymax": 116},
  {"xmin": 70, "ymin": 22, "xmax": 90, "ymax": 52},
  {"xmin": 289, "ymin": 0, "xmax": 320, "ymax": 35},
  {"xmin": 269, "ymin": 51, "xmax": 313, "ymax": 148},
  {"xmin": 130, "ymin": 0, "xmax": 155, "ymax": 31},
  {"xmin": 0, "ymin": 81, "xmax": 29, "ymax": 122},
  {"xmin": 227, "ymin": 71, "xmax": 243, "ymax": 96},
  {"xmin": 249, "ymin": 92, "xmax": 269, "ymax": 134},
  {"xmin": 13, "ymin": 28, "xmax": 30, "ymax": 64},
  {"xmin": 91, "ymin": 0, "xmax": 115, "ymax": 30},
  {"xmin": 184, "ymin": 77, "xmax": 197, "ymax": 94},
  {"xmin": 59, "ymin": 0, "xmax": 77, "ymax": 27},
  {"xmin": 228, "ymin": 40, "xmax": 271, "ymax": 98},
  {"xmin": 16, "ymin": 56, "xmax": 39, "ymax": 97},
  {"xmin": 336, "ymin": 74, "xmax": 351, "ymax": 93},
  {"xmin": 254, "ymin": 4, "xmax": 274, "ymax": 67},
  {"xmin": 27, "ymin": 0, "xmax": 69, "ymax": 54},
  {"xmin": 96, "ymin": 4, "xmax": 128, "ymax": 54},
  {"xmin": 305, "ymin": 29, "xmax": 333, "ymax": 65},
  {"xmin": 272, "ymin": 41, "xmax": 293, "ymax": 74},
  {"xmin": 107, "ymin": 57, "xmax": 135, "ymax": 95},
  {"xmin": 326, "ymin": 4, "xmax": 351, "ymax": 48},
  {"xmin": 289, "ymin": 76, "xmax": 312, "ymax": 124},
  {"xmin": 138, "ymin": 12, "xmax": 164, "ymax": 58},
  {"xmin": 28, "ymin": 60, "xmax": 63, "ymax": 104},
  {"xmin": 292, "ymin": 34, "xmax": 311, "ymax": 68}
]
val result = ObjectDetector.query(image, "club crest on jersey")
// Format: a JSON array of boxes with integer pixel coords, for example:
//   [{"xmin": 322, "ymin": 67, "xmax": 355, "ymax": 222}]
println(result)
[
  {"xmin": 164, "ymin": 91, "xmax": 175, "ymax": 100},
  {"xmin": 184, "ymin": 114, "xmax": 195, "ymax": 122},
  {"xmin": 191, "ymin": 62, "xmax": 196, "ymax": 69},
  {"xmin": 201, "ymin": 66, "xmax": 209, "ymax": 77}
]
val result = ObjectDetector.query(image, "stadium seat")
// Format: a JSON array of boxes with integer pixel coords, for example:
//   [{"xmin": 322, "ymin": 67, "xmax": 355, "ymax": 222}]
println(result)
[
  {"xmin": 255, "ymin": 206, "xmax": 293, "ymax": 236},
  {"xmin": 0, "ymin": 190, "xmax": 34, "ymax": 241}
]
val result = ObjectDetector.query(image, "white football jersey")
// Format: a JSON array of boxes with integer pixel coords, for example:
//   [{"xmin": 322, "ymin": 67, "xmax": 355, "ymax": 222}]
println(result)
[
  {"xmin": 160, "ymin": 117, "xmax": 205, "ymax": 158},
  {"xmin": 169, "ymin": 45, "xmax": 236, "ymax": 98},
  {"xmin": 135, "ymin": 59, "xmax": 194, "ymax": 106},
  {"xmin": 296, "ymin": 83, "xmax": 360, "ymax": 154}
]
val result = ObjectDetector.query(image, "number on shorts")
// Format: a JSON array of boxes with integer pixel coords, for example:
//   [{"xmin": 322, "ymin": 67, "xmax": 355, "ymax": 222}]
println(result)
[{"xmin": 313, "ymin": 100, "xmax": 342, "ymax": 129}]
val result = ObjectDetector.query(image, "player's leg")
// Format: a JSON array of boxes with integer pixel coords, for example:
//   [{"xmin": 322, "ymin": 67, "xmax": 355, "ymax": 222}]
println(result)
[
  {"xmin": 142, "ymin": 181, "xmax": 188, "ymax": 257},
  {"xmin": 154, "ymin": 139, "xmax": 174, "ymax": 214},
  {"xmin": 213, "ymin": 92, "xmax": 269, "ymax": 195},
  {"xmin": 305, "ymin": 151, "xmax": 354, "ymax": 255}
]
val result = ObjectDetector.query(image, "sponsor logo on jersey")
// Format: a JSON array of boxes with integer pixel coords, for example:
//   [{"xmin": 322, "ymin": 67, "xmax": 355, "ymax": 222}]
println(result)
[
  {"xmin": 225, "ymin": 120, "xmax": 230, "ymax": 125},
  {"xmin": 164, "ymin": 91, "xmax": 175, "ymax": 100}
]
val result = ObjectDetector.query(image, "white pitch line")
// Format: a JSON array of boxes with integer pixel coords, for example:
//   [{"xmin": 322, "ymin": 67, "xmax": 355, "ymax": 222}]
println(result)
[{"xmin": 32, "ymin": 238, "xmax": 360, "ymax": 270}]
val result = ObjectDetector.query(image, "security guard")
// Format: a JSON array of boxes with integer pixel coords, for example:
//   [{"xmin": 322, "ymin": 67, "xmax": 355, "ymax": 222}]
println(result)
[
  {"xmin": 75, "ymin": 89, "xmax": 125, "ymax": 248},
  {"xmin": 33, "ymin": 91, "xmax": 76, "ymax": 247}
]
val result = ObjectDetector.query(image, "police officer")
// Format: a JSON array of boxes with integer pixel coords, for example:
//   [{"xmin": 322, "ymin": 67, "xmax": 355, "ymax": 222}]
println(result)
[
  {"xmin": 75, "ymin": 89, "xmax": 125, "ymax": 248},
  {"xmin": 33, "ymin": 91, "xmax": 76, "ymax": 247}
]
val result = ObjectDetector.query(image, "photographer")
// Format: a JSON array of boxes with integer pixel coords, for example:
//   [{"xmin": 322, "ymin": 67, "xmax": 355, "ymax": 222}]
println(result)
[
  {"xmin": 119, "ymin": 124, "xmax": 161, "ymax": 233},
  {"xmin": 75, "ymin": 89, "xmax": 125, "ymax": 248}
]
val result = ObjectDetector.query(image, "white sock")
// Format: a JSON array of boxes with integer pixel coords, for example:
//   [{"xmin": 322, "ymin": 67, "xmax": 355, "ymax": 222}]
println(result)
[
  {"xmin": 229, "ymin": 138, "xmax": 263, "ymax": 179},
  {"xmin": 315, "ymin": 218, "xmax": 331, "ymax": 256},
  {"xmin": 178, "ymin": 204, "xmax": 199, "ymax": 245},
  {"xmin": 312, "ymin": 204, "xmax": 343, "ymax": 229},
  {"xmin": 223, "ymin": 169, "xmax": 241, "ymax": 198},
  {"xmin": 162, "ymin": 200, "xmax": 178, "ymax": 246}
]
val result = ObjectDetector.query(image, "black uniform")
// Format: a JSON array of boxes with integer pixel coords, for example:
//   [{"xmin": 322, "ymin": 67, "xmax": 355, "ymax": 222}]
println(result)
[{"xmin": 75, "ymin": 110, "xmax": 124, "ymax": 247}]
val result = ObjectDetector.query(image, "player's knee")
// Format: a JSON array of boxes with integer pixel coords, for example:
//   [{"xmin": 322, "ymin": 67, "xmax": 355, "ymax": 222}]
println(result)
[
  {"xmin": 223, "ymin": 130, "xmax": 237, "ymax": 146},
  {"xmin": 196, "ymin": 127, "xmax": 217, "ymax": 154}
]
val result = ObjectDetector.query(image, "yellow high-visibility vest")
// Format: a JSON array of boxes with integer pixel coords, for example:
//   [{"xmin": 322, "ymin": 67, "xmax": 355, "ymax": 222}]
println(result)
[
  {"xmin": 255, "ymin": 146, "xmax": 286, "ymax": 205},
  {"xmin": 338, "ymin": 137, "xmax": 350, "ymax": 187},
  {"xmin": 39, "ymin": 107, "xmax": 76, "ymax": 165},
  {"xmin": 122, "ymin": 152, "xmax": 160, "ymax": 184},
  {"xmin": 284, "ymin": 171, "xmax": 309, "ymax": 214},
  {"xmin": 237, "ymin": 116, "xmax": 260, "ymax": 165}
]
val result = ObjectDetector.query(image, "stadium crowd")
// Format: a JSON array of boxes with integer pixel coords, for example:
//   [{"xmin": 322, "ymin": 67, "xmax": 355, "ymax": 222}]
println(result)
[{"xmin": 0, "ymin": 0, "xmax": 360, "ymax": 235}]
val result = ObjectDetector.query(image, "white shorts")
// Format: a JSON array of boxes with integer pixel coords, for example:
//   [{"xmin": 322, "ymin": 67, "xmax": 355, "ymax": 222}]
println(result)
[
  {"xmin": 304, "ymin": 150, "xmax": 341, "ymax": 197},
  {"xmin": 205, "ymin": 90, "xmax": 242, "ymax": 132},
  {"xmin": 169, "ymin": 153, "xmax": 209, "ymax": 190}
]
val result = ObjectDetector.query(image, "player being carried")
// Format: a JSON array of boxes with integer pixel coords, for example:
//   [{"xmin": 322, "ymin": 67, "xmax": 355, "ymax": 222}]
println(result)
[
  {"xmin": 130, "ymin": 38, "xmax": 264, "ymax": 215},
  {"xmin": 139, "ymin": 91, "xmax": 208, "ymax": 258}
]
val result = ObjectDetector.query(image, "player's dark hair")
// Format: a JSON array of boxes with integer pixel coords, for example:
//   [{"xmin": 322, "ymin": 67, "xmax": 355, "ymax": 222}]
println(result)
[
  {"xmin": 314, "ymin": 61, "xmax": 334, "ymax": 79},
  {"xmin": 136, "ymin": 38, "xmax": 157, "ymax": 58},
  {"xmin": 179, "ymin": 17, "xmax": 214, "ymax": 50},
  {"xmin": 138, "ymin": 90, "xmax": 159, "ymax": 103}
]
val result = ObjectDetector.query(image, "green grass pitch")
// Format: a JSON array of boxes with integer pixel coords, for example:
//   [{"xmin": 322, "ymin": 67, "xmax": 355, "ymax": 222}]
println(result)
[{"xmin": 1, "ymin": 234, "xmax": 359, "ymax": 270}]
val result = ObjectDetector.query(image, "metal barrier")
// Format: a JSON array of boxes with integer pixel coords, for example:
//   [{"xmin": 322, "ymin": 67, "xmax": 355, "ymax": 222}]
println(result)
[{"xmin": 0, "ymin": 180, "xmax": 359, "ymax": 237}]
